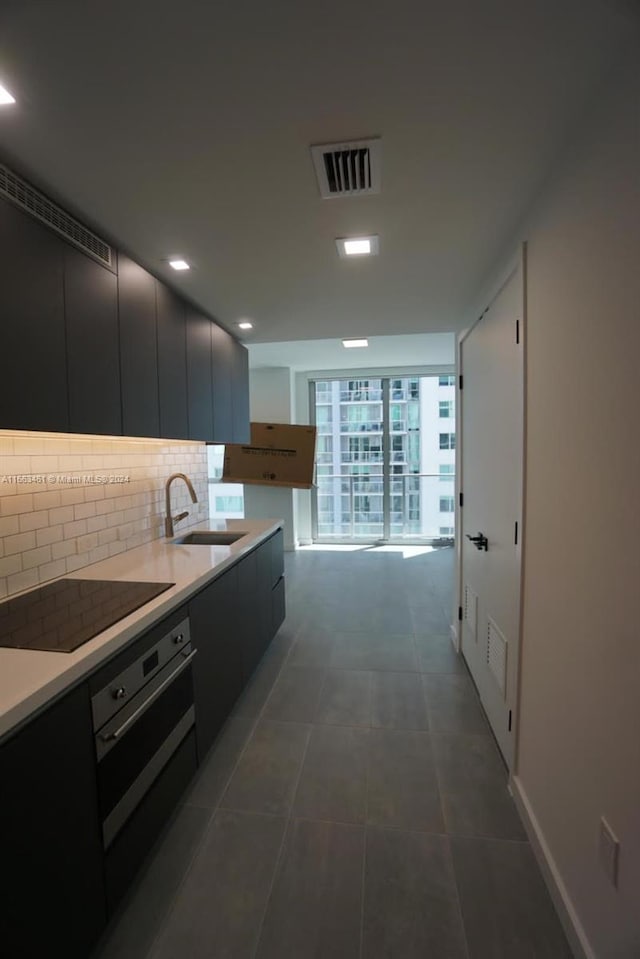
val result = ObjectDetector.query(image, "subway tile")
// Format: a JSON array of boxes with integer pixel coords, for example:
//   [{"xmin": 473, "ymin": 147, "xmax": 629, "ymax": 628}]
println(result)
[
  {"xmin": 7, "ymin": 568, "xmax": 39, "ymax": 594},
  {"xmin": 64, "ymin": 519, "xmax": 87, "ymax": 539},
  {"xmin": 89, "ymin": 544, "xmax": 110, "ymax": 564},
  {"xmin": 0, "ymin": 555, "xmax": 22, "ymax": 578},
  {"xmin": 0, "ymin": 493, "xmax": 34, "ymax": 516},
  {"xmin": 59, "ymin": 487, "xmax": 86, "ymax": 506},
  {"xmin": 32, "ymin": 491, "xmax": 62, "ymax": 511},
  {"xmin": 0, "ymin": 515, "xmax": 20, "ymax": 537},
  {"xmin": 66, "ymin": 552, "xmax": 91, "ymax": 573},
  {"xmin": 87, "ymin": 516, "xmax": 104, "ymax": 533},
  {"xmin": 30, "ymin": 455, "xmax": 59, "ymax": 472},
  {"xmin": 76, "ymin": 533, "xmax": 99, "ymax": 553},
  {"xmin": 48, "ymin": 506, "xmax": 74, "ymax": 525},
  {"xmin": 35, "ymin": 524, "xmax": 64, "ymax": 547},
  {"xmin": 74, "ymin": 501, "xmax": 96, "ymax": 520},
  {"xmin": 98, "ymin": 527, "xmax": 118, "ymax": 546},
  {"xmin": 38, "ymin": 559, "xmax": 67, "ymax": 584},
  {"xmin": 4, "ymin": 531, "xmax": 37, "ymax": 556},
  {"xmin": 22, "ymin": 545, "xmax": 52, "ymax": 571},
  {"xmin": 19, "ymin": 510, "xmax": 50, "ymax": 533},
  {"xmin": 0, "ymin": 578, "xmax": 7, "ymax": 599},
  {"xmin": 51, "ymin": 539, "xmax": 77, "ymax": 561}
]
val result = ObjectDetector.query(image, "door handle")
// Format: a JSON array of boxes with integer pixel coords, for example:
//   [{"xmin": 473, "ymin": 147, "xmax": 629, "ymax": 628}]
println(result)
[{"xmin": 466, "ymin": 532, "xmax": 489, "ymax": 551}]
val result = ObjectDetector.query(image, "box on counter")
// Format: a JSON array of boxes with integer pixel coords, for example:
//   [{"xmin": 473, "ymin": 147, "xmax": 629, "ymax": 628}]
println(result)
[{"xmin": 222, "ymin": 422, "xmax": 317, "ymax": 489}]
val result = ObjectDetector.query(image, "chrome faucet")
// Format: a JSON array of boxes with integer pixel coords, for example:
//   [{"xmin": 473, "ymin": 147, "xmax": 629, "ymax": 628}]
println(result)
[{"xmin": 164, "ymin": 473, "xmax": 198, "ymax": 538}]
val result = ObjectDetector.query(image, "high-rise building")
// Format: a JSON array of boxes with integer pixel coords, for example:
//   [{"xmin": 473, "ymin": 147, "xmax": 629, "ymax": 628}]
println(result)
[{"xmin": 313, "ymin": 375, "xmax": 456, "ymax": 541}]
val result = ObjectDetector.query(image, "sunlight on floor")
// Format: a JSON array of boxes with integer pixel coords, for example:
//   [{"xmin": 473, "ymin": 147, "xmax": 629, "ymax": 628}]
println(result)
[{"xmin": 297, "ymin": 544, "xmax": 439, "ymax": 558}]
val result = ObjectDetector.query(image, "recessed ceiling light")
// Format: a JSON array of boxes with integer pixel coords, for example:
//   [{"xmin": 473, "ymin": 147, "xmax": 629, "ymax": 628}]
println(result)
[
  {"xmin": 336, "ymin": 235, "xmax": 379, "ymax": 259},
  {"xmin": 169, "ymin": 258, "xmax": 190, "ymax": 271},
  {"xmin": 0, "ymin": 84, "xmax": 16, "ymax": 105},
  {"xmin": 238, "ymin": 321, "xmax": 253, "ymax": 330},
  {"xmin": 342, "ymin": 338, "xmax": 369, "ymax": 349}
]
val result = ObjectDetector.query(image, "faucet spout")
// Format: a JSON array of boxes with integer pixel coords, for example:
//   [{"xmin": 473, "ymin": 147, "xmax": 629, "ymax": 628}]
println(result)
[{"xmin": 165, "ymin": 473, "xmax": 198, "ymax": 538}]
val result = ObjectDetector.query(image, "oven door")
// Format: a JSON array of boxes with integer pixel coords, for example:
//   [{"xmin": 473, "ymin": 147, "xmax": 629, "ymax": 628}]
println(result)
[{"xmin": 95, "ymin": 644, "xmax": 196, "ymax": 849}]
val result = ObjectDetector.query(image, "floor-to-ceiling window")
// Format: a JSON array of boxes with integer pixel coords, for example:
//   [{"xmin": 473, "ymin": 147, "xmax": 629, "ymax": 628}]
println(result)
[{"xmin": 311, "ymin": 375, "xmax": 455, "ymax": 543}]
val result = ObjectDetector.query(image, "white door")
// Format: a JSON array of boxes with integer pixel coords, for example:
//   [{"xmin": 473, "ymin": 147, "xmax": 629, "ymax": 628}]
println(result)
[{"xmin": 459, "ymin": 252, "xmax": 524, "ymax": 768}]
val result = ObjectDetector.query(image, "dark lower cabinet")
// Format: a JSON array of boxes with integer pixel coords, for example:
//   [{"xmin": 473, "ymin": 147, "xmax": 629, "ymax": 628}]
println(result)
[
  {"xmin": 0, "ymin": 685, "xmax": 106, "ymax": 959},
  {"xmin": 65, "ymin": 245, "xmax": 121, "ymax": 435},
  {"xmin": 237, "ymin": 530, "xmax": 285, "ymax": 682},
  {"xmin": 190, "ymin": 565, "xmax": 244, "ymax": 758},
  {"xmin": 0, "ymin": 531, "xmax": 284, "ymax": 958}
]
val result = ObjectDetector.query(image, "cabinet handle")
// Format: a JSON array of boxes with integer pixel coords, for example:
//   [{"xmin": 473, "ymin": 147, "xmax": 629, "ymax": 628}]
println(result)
[{"xmin": 101, "ymin": 648, "xmax": 197, "ymax": 744}]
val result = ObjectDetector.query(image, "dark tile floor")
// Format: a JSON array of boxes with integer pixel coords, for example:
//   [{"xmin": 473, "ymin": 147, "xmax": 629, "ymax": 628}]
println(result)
[{"xmin": 93, "ymin": 545, "xmax": 573, "ymax": 959}]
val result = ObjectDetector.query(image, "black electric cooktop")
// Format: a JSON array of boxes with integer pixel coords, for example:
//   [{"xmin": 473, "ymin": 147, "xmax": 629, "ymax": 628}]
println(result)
[{"xmin": 0, "ymin": 579, "xmax": 175, "ymax": 653}]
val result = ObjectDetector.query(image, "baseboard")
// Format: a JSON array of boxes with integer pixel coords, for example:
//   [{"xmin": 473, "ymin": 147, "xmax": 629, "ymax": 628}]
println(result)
[{"xmin": 510, "ymin": 774, "xmax": 596, "ymax": 959}]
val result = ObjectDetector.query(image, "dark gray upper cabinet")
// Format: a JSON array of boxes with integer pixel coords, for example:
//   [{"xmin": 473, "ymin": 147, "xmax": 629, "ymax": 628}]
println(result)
[
  {"xmin": 118, "ymin": 255, "xmax": 160, "ymax": 437},
  {"xmin": 65, "ymin": 246, "xmax": 121, "ymax": 435},
  {"xmin": 0, "ymin": 198, "xmax": 69, "ymax": 432},
  {"xmin": 156, "ymin": 283, "xmax": 189, "ymax": 440},
  {"xmin": 211, "ymin": 322, "xmax": 234, "ymax": 443},
  {"xmin": 230, "ymin": 337, "xmax": 250, "ymax": 442},
  {"xmin": 186, "ymin": 307, "xmax": 214, "ymax": 441}
]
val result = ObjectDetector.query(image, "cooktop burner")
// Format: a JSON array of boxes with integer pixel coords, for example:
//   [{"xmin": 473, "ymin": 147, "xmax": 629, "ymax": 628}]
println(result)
[{"xmin": 0, "ymin": 579, "xmax": 175, "ymax": 653}]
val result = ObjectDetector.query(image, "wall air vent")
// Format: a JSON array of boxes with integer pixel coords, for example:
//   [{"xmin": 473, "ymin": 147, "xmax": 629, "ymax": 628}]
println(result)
[
  {"xmin": 0, "ymin": 164, "xmax": 113, "ymax": 268},
  {"xmin": 311, "ymin": 137, "xmax": 381, "ymax": 199}
]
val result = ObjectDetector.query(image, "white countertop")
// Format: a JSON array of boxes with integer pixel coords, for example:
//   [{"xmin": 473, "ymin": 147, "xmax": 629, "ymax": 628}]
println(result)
[{"xmin": 0, "ymin": 518, "xmax": 283, "ymax": 742}]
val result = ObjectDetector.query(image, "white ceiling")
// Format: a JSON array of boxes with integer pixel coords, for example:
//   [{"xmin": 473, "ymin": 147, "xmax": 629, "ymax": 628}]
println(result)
[
  {"xmin": 0, "ymin": 1, "xmax": 637, "ymax": 349},
  {"xmin": 248, "ymin": 332, "xmax": 454, "ymax": 371}
]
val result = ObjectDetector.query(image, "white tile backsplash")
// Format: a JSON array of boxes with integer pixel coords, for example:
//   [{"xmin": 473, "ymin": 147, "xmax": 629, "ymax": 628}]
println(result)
[{"xmin": 0, "ymin": 433, "xmax": 209, "ymax": 599}]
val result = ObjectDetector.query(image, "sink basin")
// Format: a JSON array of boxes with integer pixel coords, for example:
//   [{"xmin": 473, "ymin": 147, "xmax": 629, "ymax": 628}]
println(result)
[{"xmin": 173, "ymin": 530, "xmax": 248, "ymax": 546}]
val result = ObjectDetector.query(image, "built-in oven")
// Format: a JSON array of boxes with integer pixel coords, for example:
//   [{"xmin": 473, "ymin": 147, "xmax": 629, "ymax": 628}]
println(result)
[{"xmin": 91, "ymin": 615, "xmax": 197, "ymax": 912}]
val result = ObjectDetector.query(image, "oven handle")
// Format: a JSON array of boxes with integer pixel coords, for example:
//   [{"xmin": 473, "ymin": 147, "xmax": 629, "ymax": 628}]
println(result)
[{"xmin": 100, "ymin": 648, "xmax": 197, "ymax": 744}]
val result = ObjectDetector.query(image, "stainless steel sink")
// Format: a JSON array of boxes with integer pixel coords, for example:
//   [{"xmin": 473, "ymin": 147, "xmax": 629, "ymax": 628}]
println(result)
[{"xmin": 172, "ymin": 530, "xmax": 248, "ymax": 546}]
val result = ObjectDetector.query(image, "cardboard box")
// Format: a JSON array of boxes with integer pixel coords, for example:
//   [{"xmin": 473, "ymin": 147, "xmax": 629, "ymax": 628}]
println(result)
[{"xmin": 222, "ymin": 422, "xmax": 317, "ymax": 489}]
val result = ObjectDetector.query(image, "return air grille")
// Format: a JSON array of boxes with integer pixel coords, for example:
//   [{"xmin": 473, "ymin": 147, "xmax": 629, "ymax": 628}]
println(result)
[
  {"xmin": 0, "ymin": 164, "xmax": 113, "ymax": 268},
  {"xmin": 311, "ymin": 138, "xmax": 381, "ymax": 198}
]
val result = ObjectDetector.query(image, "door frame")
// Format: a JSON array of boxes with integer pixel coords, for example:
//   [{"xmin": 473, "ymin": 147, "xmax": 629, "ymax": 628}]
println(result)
[{"xmin": 455, "ymin": 242, "xmax": 527, "ymax": 772}]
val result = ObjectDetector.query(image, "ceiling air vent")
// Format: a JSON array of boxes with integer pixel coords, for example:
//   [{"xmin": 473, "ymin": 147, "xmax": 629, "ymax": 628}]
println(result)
[
  {"xmin": 311, "ymin": 137, "xmax": 381, "ymax": 199},
  {"xmin": 0, "ymin": 164, "xmax": 113, "ymax": 268}
]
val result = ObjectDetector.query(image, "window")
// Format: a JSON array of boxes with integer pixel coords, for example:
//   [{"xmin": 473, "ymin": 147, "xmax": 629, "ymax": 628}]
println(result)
[
  {"xmin": 439, "ymin": 464, "xmax": 455, "ymax": 481},
  {"xmin": 439, "ymin": 496, "xmax": 455, "ymax": 512},
  {"xmin": 439, "ymin": 432, "xmax": 456, "ymax": 450},
  {"xmin": 439, "ymin": 526, "xmax": 455, "ymax": 535},
  {"xmin": 439, "ymin": 375, "xmax": 455, "ymax": 386},
  {"xmin": 215, "ymin": 495, "xmax": 244, "ymax": 513},
  {"xmin": 439, "ymin": 400, "xmax": 453, "ymax": 418}
]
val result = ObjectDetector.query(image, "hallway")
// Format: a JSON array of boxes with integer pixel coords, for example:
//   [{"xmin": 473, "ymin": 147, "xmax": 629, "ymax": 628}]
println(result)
[{"xmin": 94, "ymin": 546, "xmax": 572, "ymax": 959}]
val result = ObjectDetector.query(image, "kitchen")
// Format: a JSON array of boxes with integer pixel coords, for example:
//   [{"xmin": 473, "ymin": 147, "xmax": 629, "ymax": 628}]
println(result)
[{"xmin": 1, "ymin": 2, "xmax": 640, "ymax": 957}]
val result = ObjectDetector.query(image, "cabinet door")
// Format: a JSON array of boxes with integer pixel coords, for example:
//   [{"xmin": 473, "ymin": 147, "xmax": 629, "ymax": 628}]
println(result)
[
  {"xmin": 156, "ymin": 282, "xmax": 189, "ymax": 440},
  {"xmin": 118, "ymin": 254, "xmax": 160, "ymax": 437},
  {"xmin": 0, "ymin": 198, "xmax": 69, "ymax": 431},
  {"xmin": 186, "ymin": 307, "xmax": 214, "ymax": 441},
  {"xmin": 190, "ymin": 567, "xmax": 243, "ymax": 757},
  {"xmin": 211, "ymin": 321, "xmax": 234, "ymax": 443},
  {"xmin": 230, "ymin": 336, "xmax": 250, "ymax": 442},
  {"xmin": 0, "ymin": 684, "xmax": 106, "ymax": 959},
  {"xmin": 65, "ymin": 246, "xmax": 121, "ymax": 435},
  {"xmin": 237, "ymin": 548, "xmax": 261, "ymax": 681}
]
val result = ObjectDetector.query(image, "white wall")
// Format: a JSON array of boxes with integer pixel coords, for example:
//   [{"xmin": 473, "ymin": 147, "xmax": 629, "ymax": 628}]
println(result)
[
  {"xmin": 244, "ymin": 367, "xmax": 298, "ymax": 550},
  {"xmin": 467, "ymin": 53, "xmax": 640, "ymax": 958}
]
